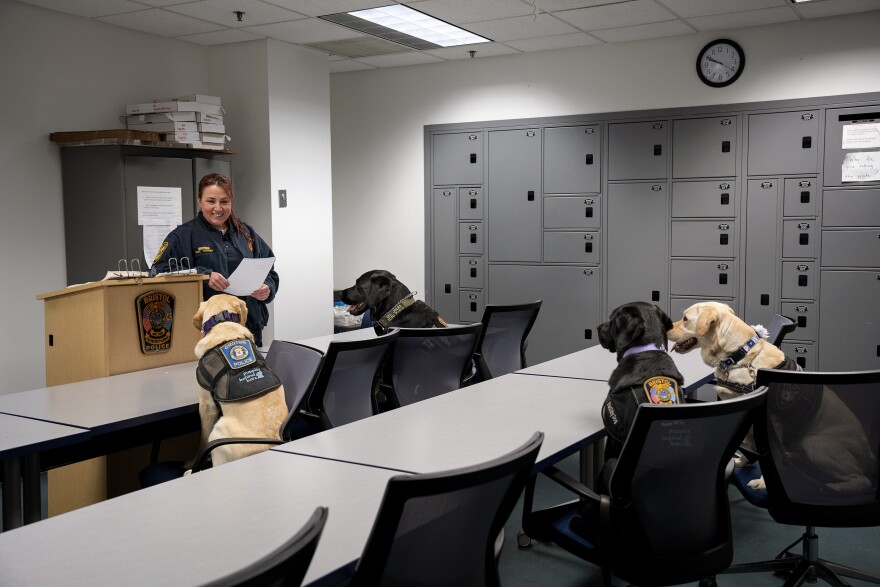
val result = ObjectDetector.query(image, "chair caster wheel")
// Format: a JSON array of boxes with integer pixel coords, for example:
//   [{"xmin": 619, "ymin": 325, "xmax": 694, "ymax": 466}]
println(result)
[
  {"xmin": 698, "ymin": 577, "xmax": 717, "ymax": 587},
  {"xmin": 516, "ymin": 530, "xmax": 532, "ymax": 549}
]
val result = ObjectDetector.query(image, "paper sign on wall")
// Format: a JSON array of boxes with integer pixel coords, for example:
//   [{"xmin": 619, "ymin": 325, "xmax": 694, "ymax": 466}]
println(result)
[
  {"xmin": 842, "ymin": 151, "xmax": 880, "ymax": 182},
  {"xmin": 137, "ymin": 186, "xmax": 182, "ymax": 226},
  {"xmin": 842, "ymin": 123, "xmax": 880, "ymax": 149}
]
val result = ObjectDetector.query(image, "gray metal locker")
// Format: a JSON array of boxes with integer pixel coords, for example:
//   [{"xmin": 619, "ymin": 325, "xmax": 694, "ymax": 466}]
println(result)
[
  {"xmin": 670, "ymin": 220, "xmax": 737, "ymax": 257},
  {"xmin": 607, "ymin": 182, "xmax": 668, "ymax": 310},
  {"xmin": 544, "ymin": 196, "xmax": 600, "ymax": 229},
  {"xmin": 543, "ymin": 125, "xmax": 601, "ymax": 194},
  {"xmin": 488, "ymin": 264, "xmax": 599, "ymax": 364},
  {"xmin": 782, "ymin": 220, "xmax": 818, "ymax": 258},
  {"xmin": 670, "ymin": 260, "xmax": 737, "ymax": 297},
  {"xmin": 824, "ymin": 106, "xmax": 880, "ymax": 187},
  {"xmin": 459, "ymin": 290, "xmax": 485, "ymax": 323},
  {"xmin": 459, "ymin": 256, "xmax": 485, "ymax": 290},
  {"xmin": 673, "ymin": 116, "xmax": 737, "ymax": 179},
  {"xmin": 818, "ymin": 270, "xmax": 880, "ymax": 370},
  {"xmin": 543, "ymin": 231, "xmax": 601, "ymax": 264},
  {"xmin": 671, "ymin": 181, "xmax": 736, "ymax": 218},
  {"xmin": 458, "ymin": 187, "xmax": 483, "ymax": 220},
  {"xmin": 747, "ymin": 111, "xmax": 819, "ymax": 176},
  {"xmin": 487, "ymin": 129, "xmax": 542, "ymax": 262},
  {"xmin": 781, "ymin": 301, "xmax": 817, "ymax": 342},
  {"xmin": 432, "ymin": 131, "xmax": 483, "ymax": 186},
  {"xmin": 783, "ymin": 178, "xmax": 818, "ymax": 217},
  {"xmin": 821, "ymin": 230, "xmax": 880, "ymax": 267},
  {"xmin": 743, "ymin": 179, "xmax": 780, "ymax": 326},
  {"xmin": 459, "ymin": 222, "xmax": 483, "ymax": 255},
  {"xmin": 781, "ymin": 341, "xmax": 817, "ymax": 371},
  {"xmin": 431, "ymin": 188, "xmax": 458, "ymax": 320},
  {"xmin": 822, "ymin": 188, "xmax": 880, "ymax": 226},
  {"xmin": 781, "ymin": 261, "xmax": 817, "ymax": 299},
  {"xmin": 608, "ymin": 121, "xmax": 668, "ymax": 180},
  {"xmin": 193, "ymin": 157, "xmax": 232, "ymax": 191}
]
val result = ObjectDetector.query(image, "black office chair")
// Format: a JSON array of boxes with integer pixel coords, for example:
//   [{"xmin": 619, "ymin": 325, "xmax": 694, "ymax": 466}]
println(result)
[
  {"xmin": 199, "ymin": 506, "xmax": 327, "ymax": 587},
  {"xmin": 349, "ymin": 431, "xmax": 543, "ymax": 587},
  {"xmin": 723, "ymin": 368, "xmax": 880, "ymax": 587},
  {"xmin": 766, "ymin": 313, "xmax": 798, "ymax": 347},
  {"xmin": 381, "ymin": 324, "xmax": 483, "ymax": 409},
  {"xmin": 471, "ymin": 301, "xmax": 542, "ymax": 382},
  {"xmin": 520, "ymin": 390, "xmax": 767, "ymax": 587}
]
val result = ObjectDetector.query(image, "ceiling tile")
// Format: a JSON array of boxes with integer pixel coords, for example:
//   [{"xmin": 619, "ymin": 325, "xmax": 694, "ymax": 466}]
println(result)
[
  {"xmin": 262, "ymin": 0, "xmax": 395, "ymax": 18},
  {"xmin": 98, "ymin": 8, "xmax": 226, "ymax": 36},
  {"xmin": 688, "ymin": 6, "xmax": 798, "ymax": 32},
  {"xmin": 176, "ymin": 28, "xmax": 265, "ymax": 45},
  {"xmin": 503, "ymin": 31, "xmax": 602, "ymax": 51},
  {"xmin": 411, "ymin": 0, "xmax": 537, "ymax": 25},
  {"xmin": 242, "ymin": 17, "xmax": 358, "ymax": 43},
  {"xmin": 165, "ymin": 0, "xmax": 305, "ymax": 28},
  {"xmin": 794, "ymin": 0, "xmax": 880, "ymax": 19},
  {"xmin": 329, "ymin": 59, "xmax": 378, "ymax": 72},
  {"xmin": 656, "ymin": 0, "xmax": 788, "ymax": 19},
  {"xmin": 591, "ymin": 18, "xmax": 693, "ymax": 42},
  {"xmin": 554, "ymin": 0, "xmax": 677, "ymax": 31},
  {"xmin": 355, "ymin": 51, "xmax": 446, "ymax": 67},
  {"xmin": 423, "ymin": 42, "xmax": 521, "ymax": 60},
  {"xmin": 134, "ymin": 0, "xmax": 199, "ymax": 6},
  {"xmin": 534, "ymin": 0, "xmax": 623, "ymax": 10},
  {"xmin": 306, "ymin": 36, "xmax": 411, "ymax": 58},
  {"xmin": 16, "ymin": 0, "xmax": 147, "ymax": 18},
  {"xmin": 466, "ymin": 13, "xmax": 579, "ymax": 41}
]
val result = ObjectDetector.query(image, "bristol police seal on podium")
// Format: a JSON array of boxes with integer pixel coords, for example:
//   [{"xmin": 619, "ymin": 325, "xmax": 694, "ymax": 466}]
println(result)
[{"xmin": 136, "ymin": 290, "xmax": 175, "ymax": 354}]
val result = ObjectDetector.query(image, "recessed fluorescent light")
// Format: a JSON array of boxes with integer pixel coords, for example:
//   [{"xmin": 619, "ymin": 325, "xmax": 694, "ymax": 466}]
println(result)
[{"xmin": 321, "ymin": 5, "xmax": 490, "ymax": 51}]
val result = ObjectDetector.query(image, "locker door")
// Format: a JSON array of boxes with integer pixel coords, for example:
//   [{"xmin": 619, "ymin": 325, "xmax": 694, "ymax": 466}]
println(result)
[
  {"xmin": 819, "ymin": 271, "xmax": 880, "ymax": 371},
  {"xmin": 743, "ymin": 179, "xmax": 780, "ymax": 326},
  {"xmin": 488, "ymin": 129, "xmax": 542, "ymax": 262},
  {"xmin": 433, "ymin": 131, "xmax": 482, "ymax": 185},
  {"xmin": 748, "ymin": 111, "xmax": 819, "ymax": 176},
  {"xmin": 544, "ymin": 125, "xmax": 600, "ymax": 194},
  {"xmin": 673, "ymin": 116, "xmax": 737, "ymax": 178},
  {"xmin": 431, "ymin": 188, "xmax": 457, "ymax": 320},
  {"xmin": 608, "ymin": 121, "xmax": 668, "ymax": 180}
]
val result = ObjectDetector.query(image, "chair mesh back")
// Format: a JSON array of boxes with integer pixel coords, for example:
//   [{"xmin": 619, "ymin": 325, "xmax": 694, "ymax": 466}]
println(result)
[
  {"xmin": 391, "ymin": 326, "xmax": 480, "ymax": 406},
  {"xmin": 763, "ymin": 376, "xmax": 880, "ymax": 510},
  {"xmin": 481, "ymin": 309, "xmax": 535, "ymax": 378},
  {"xmin": 321, "ymin": 343, "xmax": 390, "ymax": 427},
  {"xmin": 265, "ymin": 341, "xmax": 323, "ymax": 412},
  {"xmin": 766, "ymin": 314, "xmax": 797, "ymax": 347}
]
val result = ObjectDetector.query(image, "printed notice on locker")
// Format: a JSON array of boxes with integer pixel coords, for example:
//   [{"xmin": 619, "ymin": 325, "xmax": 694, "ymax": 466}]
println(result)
[
  {"xmin": 841, "ymin": 151, "xmax": 880, "ymax": 182},
  {"xmin": 841, "ymin": 123, "xmax": 880, "ymax": 149}
]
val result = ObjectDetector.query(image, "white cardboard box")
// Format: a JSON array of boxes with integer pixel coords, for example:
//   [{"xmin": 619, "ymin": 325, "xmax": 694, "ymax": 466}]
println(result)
[
  {"xmin": 165, "ymin": 94, "xmax": 222, "ymax": 106},
  {"xmin": 199, "ymin": 132, "xmax": 228, "ymax": 144},
  {"xmin": 163, "ymin": 131, "xmax": 202, "ymax": 142},
  {"xmin": 125, "ymin": 101, "xmax": 223, "ymax": 116},
  {"xmin": 128, "ymin": 121, "xmax": 198, "ymax": 132},
  {"xmin": 165, "ymin": 141, "xmax": 226, "ymax": 151},
  {"xmin": 127, "ymin": 112, "xmax": 198, "ymax": 124},
  {"xmin": 198, "ymin": 123, "xmax": 225, "ymax": 133}
]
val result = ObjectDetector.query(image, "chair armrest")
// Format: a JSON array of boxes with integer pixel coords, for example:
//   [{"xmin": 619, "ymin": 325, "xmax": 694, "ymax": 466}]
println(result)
[
  {"xmin": 542, "ymin": 465, "xmax": 602, "ymax": 502},
  {"xmin": 191, "ymin": 437, "xmax": 283, "ymax": 472}
]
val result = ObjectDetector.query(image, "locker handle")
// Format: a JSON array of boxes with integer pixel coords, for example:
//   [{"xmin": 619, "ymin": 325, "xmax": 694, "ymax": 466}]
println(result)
[
  {"xmin": 585, "ymin": 329, "xmax": 592, "ymax": 340},
  {"xmin": 470, "ymin": 198, "xmax": 477, "ymax": 209},
  {"xmin": 798, "ymin": 275, "xmax": 808, "ymax": 286},
  {"xmin": 800, "ymin": 191, "xmax": 810, "ymax": 203},
  {"xmin": 720, "ymin": 234, "xmax": 729, "ymax": 245},
  {"xmin": 585, "ymin": 154, "xmax": 594, "ymax": 165},
  {"xmin": 470, "ymin": 268, "xmax": 477, "ymax": 278},
  {"xmin": 585, "ymin": 242, "xmax": 593, "ymax": 253},
  {"xmin": 718, "ymin": 183, "xmax": 731, "ymax": 190},
  {"xmin": 796, "ymin": 305, "xmax": 808, "ymax": 312},
  {"xmin": 527, "ymin": 191, "xmax": 535, "ymax": 201},
  {"xmin": 651, "ymin": 290, "xmax": 660, "ymax": 302},
  {"xmin": 718, "ymin": 223, "xmax": 730, "ymax": 230},
  {"xmin": 721, "ymin": 140, "xmax": 731, "ymax": 153},
  {"xmin": 760, "ymin": 294, "xmax": 769, "ymax": 305},
  {"xmin": 720, "ymin": 193, "xmax": 730, "ymax": 205},
  {"xmin": 719, "ymin": 273, "xmax": 728, "ymax": 285},
  {"xmin": 798, "ymin": 316, "xmax": 807, "ymax": 328},
  {"xmin": 470, "ymin": 234, "xmax": 477, "ymax": 244},
  {"xmin": 584, "ymin": 198, "xmax": 593, "ymax": 205},
  {"xmin": 470, "ymin": 153, "xmax": 477, "ymax": 164},
  {"xmin": 802, "ymin": 136, "xmax": 812, "ymax": 149},
  {"xmin": 799, "ymin": 233, "xmax": 809, "ymax": 246},
  {"xmin": 444, "ymin": 284, "xmax": 451, "ymax": 294},
  {"xmin": 585, "ymin": 206, "xmax": 593, "ymax": 218},
  {"xmin": 761, "ymin": 181, "xmax": 774, "ymax": 189},
  {"xmin": 470, "ymin": 302, "xmax": 477, "ymax": 312},
  {"xmin": 653, "ymin": 144, "xmax": 662, "ymax": 156},
  {"xmin": 469, "ymin": 258, "xmax": 478, "ymax": 265},
  {"xmin": 468, "ymin": 189, "xmax": 478, "ymax": 196},
  {"xmin": 798, "ymin": 180, "xmax": 812, "ymax": 188}
]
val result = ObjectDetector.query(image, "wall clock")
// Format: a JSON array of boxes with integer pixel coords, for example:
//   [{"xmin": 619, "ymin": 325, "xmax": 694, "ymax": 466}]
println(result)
[{"xmin": 696, "ymin": 39, "xmax": 745, "ymax": 87}]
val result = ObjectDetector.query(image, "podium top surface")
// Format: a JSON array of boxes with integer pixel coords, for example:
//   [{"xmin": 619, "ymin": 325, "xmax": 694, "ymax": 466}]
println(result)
[{"xmin": 36, "ymin": 275, "xmax": 207, "ymax": 300}]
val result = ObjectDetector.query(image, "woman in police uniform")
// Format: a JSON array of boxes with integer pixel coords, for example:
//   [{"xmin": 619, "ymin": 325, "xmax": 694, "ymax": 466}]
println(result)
[{"xmin": 152, "ymin": 173, "xmax": 279, "ymax": 347}]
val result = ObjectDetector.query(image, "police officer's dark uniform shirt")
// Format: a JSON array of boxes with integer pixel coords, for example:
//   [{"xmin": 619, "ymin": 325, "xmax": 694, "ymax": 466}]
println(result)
[{"xmin": 152, "ymin": 212, "xmax": 279, "ymax": 346}]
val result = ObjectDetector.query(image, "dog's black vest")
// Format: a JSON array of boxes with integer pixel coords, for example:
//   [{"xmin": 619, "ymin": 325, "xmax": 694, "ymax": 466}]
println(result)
[
  {"xmin": 715, "ymin": 354, "xmax": 802, "ymax": 396},
  {"xmin": 197, "ymin": 339, "xmax": 281, "ymax": 404}
]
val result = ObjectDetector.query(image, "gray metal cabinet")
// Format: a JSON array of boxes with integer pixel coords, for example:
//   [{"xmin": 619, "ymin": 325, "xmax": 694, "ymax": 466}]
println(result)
[
  {"xmin": 459, "ymin": 256, "xmax": 485, "ymax": 290},
  {"xmin": 487, "ymin": 129, "xmax": 542, "ymax": 262},
  {"xmin": 458, "ymin": 187, "xmax": 483, "ymax": 220},
  {"xmin": 544, "ymin": 196, "xmax": 600, "ymax": 229},
  {"xmin": 821, "ymin": 230, "xmax": 880, "ymax": 267},
  {"xmin": 824, "ymin": 105, "xmax": 880, "ymax": 187},
  {"xmin": 671, "ymin": 181, "xmax": 736, "ymax": 218},
  {"xmin": 59, "ymin": 145, "xmax": 231, "ymax": 285},
  {"xmin": 543, "ymin": 125, "xmax": 601, "ymax": 194},
  {"xmin": 606, "ymin": 182, "xmax": 668, "ymax": 309},
  {"xmin": 743, "ymin": 179, "xmax": 779, "ymax": 326},
  {"xmin": 822, "ymin": 188, "xmax": 880, "ymax": 226},
  {"xmin": 818, "ymin": 271, "xmax": 880, "ymax": 370},
  {"xmin": 781, "ymin": 341, "xmax": 817, "ymax": 371},
  {"xmin": 459, "ymin": 222, "xmax": 484, "ymax": 255},
  {"xmin": 431, "ymin": 188, "xmax": 458, "ymax": 321},
  {"xmin": 608, "ymin": 121, "xmax": 668, "ymax": 180},
  {"xmin": 783, "ymin": 178, "xmax": 818, "ymax": 217},
  {"xmin": 543, "ymin": 231, "xmax": 601, "ymax": 264},
  {"xmin": 488, "ymin": 264, "xmax": 599, "ymax": 364},
  {"xmin": 781, "ymin": 261, "xmax": 817, "ymax": 300},
  {"xmin": 459, "ymin": 290, "xmax": 485, "ymax": 323},
  {"xmin": 432, "ymin": 131, "xmax": 482, "ymax": 186},
  {"xmin": 670, "ymin": 259, "xmax": 736, "ymax": 298},
  {"xmin": 782, "ymin": 219, "xmax": 818, "ymax": 258},
  {"xmin": 781, "ymin": 301, "xmax": 817, "ymax": 342},
  {"xmin": 748, "ymin": 111, "xmax": 819, "ymax": 176},
  {"xmin": 670, "ymin": 220, "xmax": 737, "ymax": 257},
  {"xmin": 673, "ymin": 116, "xmax": 737, "ymax": 178}
]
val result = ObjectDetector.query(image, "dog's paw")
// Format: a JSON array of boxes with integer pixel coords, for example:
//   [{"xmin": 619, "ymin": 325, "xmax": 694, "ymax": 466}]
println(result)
[
  {"xmin": 183, "ymin": 469, "xmax": 193, "ymax": 477},
  {"xmin": 747, "ymin": 476, "xmax": 767, "ymax": 491}
]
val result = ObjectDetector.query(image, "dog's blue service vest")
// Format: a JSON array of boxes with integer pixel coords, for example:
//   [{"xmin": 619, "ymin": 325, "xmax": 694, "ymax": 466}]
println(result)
[{"xmin": 196, "ymin": 339, "xmax": 281, "ymax": 403}]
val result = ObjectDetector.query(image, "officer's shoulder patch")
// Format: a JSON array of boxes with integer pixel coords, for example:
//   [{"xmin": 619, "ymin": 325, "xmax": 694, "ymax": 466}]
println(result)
[
  {"xmin": 643, "ymin": 376, "xmax": 681, "ymax": 405},
  {"xmin": 220, "ymin": 339, "xmax": 257, "ymax": 370},
  {"xmin": 153, "ymin": 241, "xmax": 168, "ymax": 265}
]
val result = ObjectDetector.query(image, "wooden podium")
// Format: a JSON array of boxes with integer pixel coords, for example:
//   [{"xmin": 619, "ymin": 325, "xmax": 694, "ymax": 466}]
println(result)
[{"xmin": 37, "ymin": 275, "xmax": 206, "ymax": 515}]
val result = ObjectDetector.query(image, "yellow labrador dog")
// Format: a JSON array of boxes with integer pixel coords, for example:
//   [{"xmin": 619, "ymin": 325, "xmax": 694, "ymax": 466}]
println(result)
[{"xmin": 191, "ymin": 294, "xmax": 288, "ymax": 470}]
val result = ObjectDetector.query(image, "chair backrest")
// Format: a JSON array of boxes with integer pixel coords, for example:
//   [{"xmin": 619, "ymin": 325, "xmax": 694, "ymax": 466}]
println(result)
[
  {"xmin": 754, "ymin": 368, "xmax": 880, "ymax": 526},
  {"xmin": 200, "ymin": 506, "xmax": 327, "ymax": 587},
  {"xmin": 388, "ymin": 324, "xmax": 483, "ymax": 407},
  {"xmin": 474, "ymin": 301, "xmax": 542, "ymax": 380},
  {"xmin": 265, "ymin": 341, "xmax": 325, "ymax": 414},
  {"xmin": 766, "ymin": 313, "xmax": 797, "ymax": 347},
  {"xmin": 605, "ymin": 389, "xmax": 766, "ymax": 586},
  {"xmin": 308, "ymin": 330, "xmax": 400, "ymax": 429},
  {"xmin": 350, "ymin": 432, "xmax": 543, "ymax": 587}
]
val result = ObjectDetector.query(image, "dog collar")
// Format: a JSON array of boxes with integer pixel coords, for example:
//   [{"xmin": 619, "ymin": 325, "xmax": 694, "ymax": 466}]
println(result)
[
  {"xmin": 376, "ymin": 291, "xmax": 416, "ymax": 332},
  {"xmin": 622, "ymin": 343, "xmax": 667, "ymax": 359},
  {"xmin": 202, "ymin": 310, "xmax": 241, "ymax": 335},
  {"xmin": 720, "ymin": 332, "xmax": 760, "ymax": 367}
]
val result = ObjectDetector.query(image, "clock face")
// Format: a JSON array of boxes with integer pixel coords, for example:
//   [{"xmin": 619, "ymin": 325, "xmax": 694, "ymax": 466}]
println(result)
[{"xmin": 697, "ymin": 39, "xmax": 744, "ymax": 87}]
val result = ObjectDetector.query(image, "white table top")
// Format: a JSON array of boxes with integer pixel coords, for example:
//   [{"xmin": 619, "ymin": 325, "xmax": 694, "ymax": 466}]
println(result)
[
  {"xmin": 0, "ymin": 361, "xmax": 198, "ymax": 432},
  {"xmin": 295, "ymin": 328, "xmax": 379, "ymax": 354},
  {"xmin": 517, "ymin": 344, "xmax": 713, "ymax": 389},
  {"xmin": 0, "ymin": 451, "xmax": 402, "ymax": 587},
  {"xmin": 275, "ymin": 373, "xmax": 608, "ymax": 474},
  {"xmin": 0, "ymin": 413, "xmax": 90, "ymax": 459}
]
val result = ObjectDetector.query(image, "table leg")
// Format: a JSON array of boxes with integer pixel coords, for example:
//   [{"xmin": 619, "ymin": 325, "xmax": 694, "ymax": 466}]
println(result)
[
  {"xmin": 22, "ymin": 454, "xmax": 41, "ymax": 525},
  {"xmin": 2, "ymin": 457, "xmax": 23, "ymax": 531}
]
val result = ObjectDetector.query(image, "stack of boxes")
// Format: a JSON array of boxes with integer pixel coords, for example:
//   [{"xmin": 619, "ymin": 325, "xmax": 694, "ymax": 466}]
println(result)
[{"xmin": 125, "ymin": 94, "xmax": 227, "ymax": 150}]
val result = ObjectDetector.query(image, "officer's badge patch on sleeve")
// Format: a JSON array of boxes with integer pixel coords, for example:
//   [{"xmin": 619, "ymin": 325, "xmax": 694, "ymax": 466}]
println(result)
[
  {"xmin": 152, "ymin": 241, "xmax": 168, "ymax": 265},
  {"xmin": 136, "ymin": 291, "xmax": 175, "ymax": 354},
  {"xmin": 643, "ymin": 376, "xmax": 681, "ymax": 405},
  {"xmin": 220, "ymin": 340, "xmax": 257, "ymax": 370}
]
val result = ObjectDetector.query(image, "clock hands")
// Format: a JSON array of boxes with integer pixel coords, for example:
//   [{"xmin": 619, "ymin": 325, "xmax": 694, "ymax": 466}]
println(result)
[{"xmin": 706, "ymin": 55, "xmax": 734, "ymax": 72}]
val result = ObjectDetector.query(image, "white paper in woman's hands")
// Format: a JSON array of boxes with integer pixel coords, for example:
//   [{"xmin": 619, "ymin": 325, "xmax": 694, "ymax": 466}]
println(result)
[{"xmin": 224, "ymin": 257, "xmax": 275, "ymax": 296}]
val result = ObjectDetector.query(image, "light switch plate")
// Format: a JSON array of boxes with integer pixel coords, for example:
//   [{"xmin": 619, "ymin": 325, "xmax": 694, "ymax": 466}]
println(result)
[{"xmin": 279, "ymin": 189, "xmax": 287, "ymax": 208}]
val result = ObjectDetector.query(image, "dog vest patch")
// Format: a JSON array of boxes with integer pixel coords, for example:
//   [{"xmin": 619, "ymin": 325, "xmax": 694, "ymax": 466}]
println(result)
[
  {"xmin": 197, "ymin": 339, "xmax": 282, "ymax": 403},
  {"xmin": 643, "ymin": 376, "xmax": 681, "ymax": 405}
]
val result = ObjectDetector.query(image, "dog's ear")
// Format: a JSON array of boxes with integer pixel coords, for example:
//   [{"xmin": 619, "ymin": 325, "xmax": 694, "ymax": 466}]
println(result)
[
  {"xmin": 654, "ymin": 305, "xmax": 674, "ymax": 332},
  {"xmin": 236, "ymin": 297, "xmax": 248, "ymax": 326},
  {"xmin": 694, "ymin": 305, "xmax": 719, "ymax": 337},
  {"xmin": 192, "ymin": 301, "xmax": 207, "ymax": 330},
  {"xmin": 367, "ymin": 272, "xmax": 393, "ymax": 298},
  {"xmin": 597, "ymin": 320, "xmax": 615, "ymax": 352},
  {"xmin": 611, "ymin": 305, "xmax": 646, "ymax": 350}
]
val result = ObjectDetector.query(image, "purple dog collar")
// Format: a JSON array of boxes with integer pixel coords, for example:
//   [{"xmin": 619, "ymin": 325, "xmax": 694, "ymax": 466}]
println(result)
[
  {"xmin": 202, "ymin": 310, "xmax": 241, "ymax": 335},
  {"xmin": 622, "ymin": 343, "xmax": 667, "ymax": 358}
]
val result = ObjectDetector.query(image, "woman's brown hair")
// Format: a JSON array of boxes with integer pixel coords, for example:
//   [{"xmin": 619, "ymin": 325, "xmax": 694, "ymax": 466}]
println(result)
[{"xmin": 198, "ymin": 173, "xmax": 254, "ymax": 251}]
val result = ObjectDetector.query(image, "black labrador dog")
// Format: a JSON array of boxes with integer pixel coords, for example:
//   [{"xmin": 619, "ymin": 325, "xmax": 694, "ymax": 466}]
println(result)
[
  {"xmin": 597, "ymin": 301, "xmax": 684, "ymax": 485},
  {"xmin": 337, "ymin": 270, "xmax": 447, "ymax": 333}
]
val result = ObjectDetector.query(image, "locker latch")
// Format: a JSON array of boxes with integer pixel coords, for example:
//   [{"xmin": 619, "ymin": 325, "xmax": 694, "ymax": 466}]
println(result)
[
  {"xmin": 721, "ymin": 118, "xmax": 732, "ymax": 126},
  {"xmin": 468, "ymin": 134, "xmax": 478, "ymax": 140},
  {"xmin": 717, "ymin": 263, "xmax": 729, "ymax": 270},
  {"xmin": 796, "ymin": 305, "xmax": 808, "ymax": 312},
  {"xmin": 469, "ymin": 258, "xmax": 478, "ymax": 265},
  {"xmin": 718, "ymin": 223, "xmax": 730, "ymax": 230},
  {"xmin": 798, "ymin": 222, "xmax": 810, "ymax": 229},
  {"xmin": 585, "ymin": 127, "xmax": 595, "ymax": 134},
  {"xmin": 583, "ymin": 269, "xmax": 594, "ymax": 275},
  {"xmin": 652, "ymin": 123, "xmax": 664, "ymax": 130},
  {"xmin": 801, "ymin": 113, "xmax": 814, "ymax": 121},
  {"xmin": 718, "ymin": 182, "xmax": 731, "ymax": 190},
  {"xmin": 468, "ymin": 189, "xmax": 478, "ymax": 196},
  {"xmin": 798, "ymin": 180, "xmax": 812, "ymax": 188},
  {"xmin": 761, "ymin": 181, "xmax": 773, "ymax": 189},
  {"xmin": 651, "ymin": 185, "xmax": 662, "ymax": 191},
  {"xmin": 796, "ymin": 264, "xmax": 809, "ymax": 271},
  {"xmin": 526, "ymin": 130, "xmax": 536, "ymax": 137}
]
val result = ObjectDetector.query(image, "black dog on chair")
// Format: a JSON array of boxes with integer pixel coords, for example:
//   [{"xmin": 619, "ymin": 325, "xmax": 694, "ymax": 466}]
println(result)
[{"xmin": 338, "ymin": 270, "xmax": 447, "ymax": 333}]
